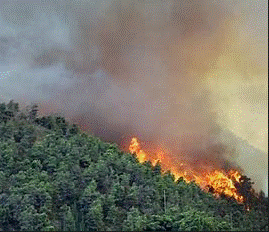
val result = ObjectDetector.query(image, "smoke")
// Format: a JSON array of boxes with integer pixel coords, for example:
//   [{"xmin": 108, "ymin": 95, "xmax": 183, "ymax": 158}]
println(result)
[{"xmin": 0, "ymin": 0, "xmax": 267, "ymax": 194}]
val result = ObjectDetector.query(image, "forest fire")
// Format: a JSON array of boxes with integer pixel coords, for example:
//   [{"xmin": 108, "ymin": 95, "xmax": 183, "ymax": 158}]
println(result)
[{"xmin": 129, "ymin": 137, "xmax": 245, "ymax": 204}]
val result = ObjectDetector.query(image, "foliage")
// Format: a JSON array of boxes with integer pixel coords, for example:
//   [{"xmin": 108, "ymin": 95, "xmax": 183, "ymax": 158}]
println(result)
[{"xmin": 0, "ymin": 101, "xmax": 268, "ymax": 231}]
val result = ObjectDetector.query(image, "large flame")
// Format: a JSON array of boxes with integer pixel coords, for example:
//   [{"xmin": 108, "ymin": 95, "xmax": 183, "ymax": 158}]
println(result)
[{"xmin": 129, "ymin": 137, "xmax": 244, "ymax": 203}]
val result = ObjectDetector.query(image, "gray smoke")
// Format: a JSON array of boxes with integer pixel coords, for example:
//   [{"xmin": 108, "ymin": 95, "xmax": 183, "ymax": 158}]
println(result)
[{"xmin": 0, "ymin": 0, "xmax": 267, "ymax": 195}]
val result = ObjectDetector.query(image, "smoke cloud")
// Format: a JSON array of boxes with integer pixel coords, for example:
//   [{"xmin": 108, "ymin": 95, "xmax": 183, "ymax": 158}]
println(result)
[{"xmin": 0, "ymin": 0, "xmax": 267, "ymax": 194}]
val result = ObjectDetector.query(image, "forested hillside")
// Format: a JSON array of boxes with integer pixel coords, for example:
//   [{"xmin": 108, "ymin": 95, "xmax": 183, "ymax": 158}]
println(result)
[{"xmin": 0, "ymin": 101, "xmax": 268, "ymax": 231}]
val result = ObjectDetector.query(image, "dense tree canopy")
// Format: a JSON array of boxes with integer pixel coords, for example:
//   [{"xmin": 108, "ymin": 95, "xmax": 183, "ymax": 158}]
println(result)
[{"xmin": 0, "ymin": 101, "xmax": 268, "ymax": 231}]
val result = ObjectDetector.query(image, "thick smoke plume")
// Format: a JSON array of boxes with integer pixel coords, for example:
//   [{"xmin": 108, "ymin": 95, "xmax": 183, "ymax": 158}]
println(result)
[{"xmin": 0, "ymin": 0, "xmax": 267, "ymax": 194}]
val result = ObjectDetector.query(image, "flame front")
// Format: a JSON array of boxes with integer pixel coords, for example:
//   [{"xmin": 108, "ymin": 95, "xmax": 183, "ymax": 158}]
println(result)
[
  {"xmin": 129, "ymin": 137, "xmax": 147, "ymax": 163},
  {"xmin": 206, "ymin": 170, "xmax": 244, "ymax": 203},
  {"xmin": 129, "ymin": 137, "xmax": 244, "ymax": 203}
]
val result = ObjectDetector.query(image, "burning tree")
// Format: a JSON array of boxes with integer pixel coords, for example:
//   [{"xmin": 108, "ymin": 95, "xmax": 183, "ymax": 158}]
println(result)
[{"xmin": 129, "ymin": 137, "xmax": 264, "ymax": 210}]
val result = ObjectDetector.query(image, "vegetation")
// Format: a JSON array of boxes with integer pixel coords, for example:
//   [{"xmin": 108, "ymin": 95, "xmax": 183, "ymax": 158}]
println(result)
[{"xmin": 0, "ymin": 101, "xmax": 268, "ymax": 231}]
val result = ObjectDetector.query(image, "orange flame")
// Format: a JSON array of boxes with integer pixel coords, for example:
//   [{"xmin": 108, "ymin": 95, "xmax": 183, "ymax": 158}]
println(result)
[
  {"xmin": 129, "ymin": 137, "xmax": 244, "ymax": 203},
  {"xmin": 129, "ymin": 137, "xmax": 147, "ymax": 163}
]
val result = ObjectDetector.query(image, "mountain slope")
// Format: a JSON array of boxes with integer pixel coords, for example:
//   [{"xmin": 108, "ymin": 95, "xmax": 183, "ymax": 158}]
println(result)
[{"xmin": 0, "ymin": 101, "xmax": 268, "ymax": 231}]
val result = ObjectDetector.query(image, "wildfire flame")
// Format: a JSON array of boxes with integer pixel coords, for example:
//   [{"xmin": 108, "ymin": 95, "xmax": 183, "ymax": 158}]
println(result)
[
  {"xmin": 129, "ymin": 137, "xmax": 147, "ymax": 163},
  {"xmin": 129, "ymin": 137, "xmax": 244, "ymax": 203}
]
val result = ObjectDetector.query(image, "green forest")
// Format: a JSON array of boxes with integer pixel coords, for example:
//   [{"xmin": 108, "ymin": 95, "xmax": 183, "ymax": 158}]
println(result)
[{"xmin": 0, "ymin": 101, "xmax": 268, "ymax": 231}]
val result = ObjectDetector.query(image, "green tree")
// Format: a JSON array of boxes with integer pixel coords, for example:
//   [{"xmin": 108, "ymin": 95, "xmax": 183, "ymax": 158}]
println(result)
[
  {"xmin": 60, "ymin": 204, "xmax": 76, "ymax": 231},
  {"xmin": 123, "ymin": 207, "xmax": 147, "ymax": 231}
]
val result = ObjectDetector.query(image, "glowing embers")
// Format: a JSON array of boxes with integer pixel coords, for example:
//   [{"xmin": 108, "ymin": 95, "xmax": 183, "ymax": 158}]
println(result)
[{"xmin": 129, "ymin": 137, "xmax": 244, "ymax": 204}]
